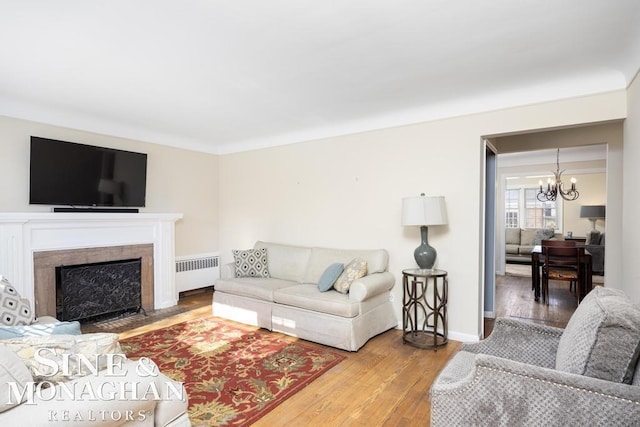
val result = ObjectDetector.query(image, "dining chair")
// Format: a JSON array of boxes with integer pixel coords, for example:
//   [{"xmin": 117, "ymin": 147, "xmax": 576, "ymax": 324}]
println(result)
[
  {"xmin": 536, "ymin": 240, "xmax": 577, "ymax": 292},
  {"xmin": 541, "ymin": 242, "xmax": 584, "ymax": 305}
]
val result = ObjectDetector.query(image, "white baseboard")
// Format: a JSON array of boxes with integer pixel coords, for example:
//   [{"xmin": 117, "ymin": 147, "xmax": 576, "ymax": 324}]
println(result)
[
  {"xmin": 394, "ymin": 322, "xmax": 480, "ymax": 343},
  {"xmin": 448, "ymin": 330, "xmax": 480, "ymax": 343}
]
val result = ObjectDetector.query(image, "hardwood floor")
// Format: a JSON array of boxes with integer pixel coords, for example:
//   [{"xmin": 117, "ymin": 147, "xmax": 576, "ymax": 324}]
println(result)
[
  {"xmin": 485, "ymin": 266, "xmax": 582, "ymax": 335},
  {"xmin": 84, "ymin": 288, "xmax": 460, "ymax": 426},
  {"xmin": 81, "ymin": 271, "xmax": 577, "ymax": 426}
]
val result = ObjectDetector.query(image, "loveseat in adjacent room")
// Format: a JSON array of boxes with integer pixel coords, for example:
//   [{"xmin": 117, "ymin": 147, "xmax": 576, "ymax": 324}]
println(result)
[{"xmin": 505, "ymin": 228, "xmax": 561, "ymax": 264}]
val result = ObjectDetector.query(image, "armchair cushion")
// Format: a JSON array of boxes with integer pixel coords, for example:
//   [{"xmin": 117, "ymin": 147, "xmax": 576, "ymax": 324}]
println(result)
[{"xmin": 556, "ymin": 287, "xmax": 640, "ymax": 384}]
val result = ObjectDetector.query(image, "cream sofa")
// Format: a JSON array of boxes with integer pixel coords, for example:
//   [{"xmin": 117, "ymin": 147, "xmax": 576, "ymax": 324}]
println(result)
[{"xmin": 213, "ymin": 241, "xmax": 397, "ymax": 351}]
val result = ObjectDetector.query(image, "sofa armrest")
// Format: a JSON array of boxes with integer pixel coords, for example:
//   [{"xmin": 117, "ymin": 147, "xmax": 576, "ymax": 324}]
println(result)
[
  {"xmin": 462, "ymin": 318, "xmax": 563, "ymax": 368},
  {"xmin": 349, "ymin": 272, "xmax": 394, "ymax": 302},
  {"xmin": 431, "ymin": 352, "xmax": 640, "ymax": 426},
  {"xmin": 220, "ymin": 262, "xmax": 236, "ymax": 279}
]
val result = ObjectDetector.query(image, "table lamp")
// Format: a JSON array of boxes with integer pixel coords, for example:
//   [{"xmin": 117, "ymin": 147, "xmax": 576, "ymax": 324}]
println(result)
[
  {"xmin": 579, "ymin": 205, "xmax": 606, "ymax": 231},
  {"xmin": 402, "ymin": 194, "xmax": 448, "ymax": 269}
]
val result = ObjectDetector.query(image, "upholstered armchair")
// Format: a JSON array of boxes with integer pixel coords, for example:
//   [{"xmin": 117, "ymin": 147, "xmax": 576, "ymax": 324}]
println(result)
[
  {"xmin": 431, "ymin": 287, "xmax": 640, "ymax": 426},
  {"xmin": 585, "ymin": 230, "xmax": 605, "ymax": 275}
]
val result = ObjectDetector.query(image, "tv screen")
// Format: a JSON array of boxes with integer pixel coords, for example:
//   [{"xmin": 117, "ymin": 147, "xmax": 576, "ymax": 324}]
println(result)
[{"xmin": 29, "ymin": 137, "xmax": 147, "ymax": 208}]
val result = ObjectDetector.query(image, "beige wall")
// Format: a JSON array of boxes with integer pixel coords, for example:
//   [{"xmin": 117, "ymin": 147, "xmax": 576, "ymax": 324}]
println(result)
[
  {"xmin": 219, "ymin": 90, "xmax": 627, "ymax": 341},
  {"xmin": 562, "ymin": 173, "xmax": 606, "ymax": 235},
  {"xmin": 501, "ymin": 171, "xmax": 606, "ymax": 236},
  {"xmin": 623, "ymin": 74, "xmax": 640, "ymax": 303},
  {"xmin": 1, "ymin": 87, "xmax": 632, "ymax": 340},
  {"xmin": 0, "ymin": 116, "xmax": 220, "ymax": 256}
]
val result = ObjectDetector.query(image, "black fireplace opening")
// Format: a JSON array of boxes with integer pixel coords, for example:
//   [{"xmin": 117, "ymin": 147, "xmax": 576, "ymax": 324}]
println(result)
[{"xmin": 56, "ymin": 258, "xmax": 143, "ymax": 322}]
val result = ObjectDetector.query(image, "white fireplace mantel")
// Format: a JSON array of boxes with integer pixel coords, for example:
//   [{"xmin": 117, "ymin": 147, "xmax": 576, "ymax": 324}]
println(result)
[{"xmin": 0, "ymin": 212, "xmax": 183, "ymax": 311}]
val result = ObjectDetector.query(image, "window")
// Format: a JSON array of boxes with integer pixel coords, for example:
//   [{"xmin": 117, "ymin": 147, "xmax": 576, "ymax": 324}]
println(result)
[
  {"xmin": 524, "ymin": 189, "xmax": 557, "ymax": 229},
  {"xmin": 505, "ymin": 187, "xmax": 560, "ymax": 231},
  {"xmin": 505, "ymin": 189, "xmax": 519, "ymax": 228}
]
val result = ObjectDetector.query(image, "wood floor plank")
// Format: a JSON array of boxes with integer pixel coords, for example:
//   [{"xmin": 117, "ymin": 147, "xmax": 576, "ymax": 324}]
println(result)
[{"xmin": 82, "ymin": 270, "xmax": 577, "ymax": 426}]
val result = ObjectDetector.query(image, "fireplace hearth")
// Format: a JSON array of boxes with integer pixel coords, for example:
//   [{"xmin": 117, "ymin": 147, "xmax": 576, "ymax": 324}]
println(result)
[{"xmin": 56, "ymin": 258, "xmax": 143, "ymax": 322}]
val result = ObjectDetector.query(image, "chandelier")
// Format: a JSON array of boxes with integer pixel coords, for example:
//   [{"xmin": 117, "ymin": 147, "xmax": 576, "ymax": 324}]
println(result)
[{"xmin": 537, "ymin": 149, "xmax": 579, "ymax": 202}]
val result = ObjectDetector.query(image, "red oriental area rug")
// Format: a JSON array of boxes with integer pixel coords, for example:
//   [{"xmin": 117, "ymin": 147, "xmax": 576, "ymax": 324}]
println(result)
[{"xmin": 120, "ymin": 316, "xmax": 345, "ymax": 426}]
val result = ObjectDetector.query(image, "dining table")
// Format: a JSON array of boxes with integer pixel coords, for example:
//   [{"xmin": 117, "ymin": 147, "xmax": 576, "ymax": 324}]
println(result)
[{"xmin": 530, "ymin": 244, "xmax": 592, "ymax": 302}]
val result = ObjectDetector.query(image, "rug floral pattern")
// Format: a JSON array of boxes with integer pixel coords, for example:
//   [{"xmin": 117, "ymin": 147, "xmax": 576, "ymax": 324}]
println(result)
[{"xmin": 120, "ymin": 316, "xmax": 345, "ymax": 426}]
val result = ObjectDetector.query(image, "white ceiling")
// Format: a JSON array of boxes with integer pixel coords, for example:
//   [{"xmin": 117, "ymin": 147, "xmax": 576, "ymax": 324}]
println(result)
[{"xmin": 1, "ymin": 1, "xmax": 639, "ymax": 154}]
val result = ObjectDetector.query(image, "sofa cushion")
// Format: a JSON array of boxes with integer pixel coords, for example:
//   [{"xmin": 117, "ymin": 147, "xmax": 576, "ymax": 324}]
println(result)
[
  {"xmin": 215, "ymin": 277, "xmax": 296, "ymax": 302},
  {"xmin": 334, "ymin": 258, "xmax": 368, "ymax": 294},
  {"xmin": 505, "ymin": 244, "xmax": 520, "ymax": 255},
  {"xmin": 555, "ymin": 287, "xmax": 640, "ymax": 384},
  {"xmin": 521, "ymin": 228, "xmax": 554, "ymax": 246},
  {"xmin": 254, "ymin": 241, "xmax": 312, "ymax": 282},
  {"xmin": 302, "ymin": 247, "xmax": 388, "ymax": 284},
  {"xmin": 505, "ymin": 228, "xmax": 521, "ymax": 245},
  {"xmin": 0, "ymin": 346, "xmax": 32, "ymax": 413},
  {"xmin": 1, "ymin": 333, "xmax": 122, "ymax": 384},
  {"xmin": 0, "ymin": 276, "xmax": 34, "ymax": 326},
  {"xmin": 273, "ymin": 284, "xmax": 360, "ymax": 318},
  {"xmin": 0, "ymin": 321, "xmax": 81, "ymax": 340},
  {"xmin": 317, "ymin": 263, "xmax": 344, "ymax": 292},
  {"xmin": 233, "ymin": 248, "xmax": 270, "ymax": 278}
]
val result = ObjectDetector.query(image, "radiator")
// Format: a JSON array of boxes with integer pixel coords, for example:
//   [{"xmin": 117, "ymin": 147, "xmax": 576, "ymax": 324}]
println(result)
[{"xmin": 175, "ymin": 253, "xmax": 220, "ymax": 293}]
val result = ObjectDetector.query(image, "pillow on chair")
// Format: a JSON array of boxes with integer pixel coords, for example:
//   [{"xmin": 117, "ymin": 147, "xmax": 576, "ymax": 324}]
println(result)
[
  {"xmin": 586, "ymin": 230, "xmax": 601, "ymax": 245},
  {"xmin": 556, "ymin": 287, "xmax": 640, "ymax": 384},
  {"xmin": 0, "ymin": 276, "xmax": 34, "ymax": 326}
]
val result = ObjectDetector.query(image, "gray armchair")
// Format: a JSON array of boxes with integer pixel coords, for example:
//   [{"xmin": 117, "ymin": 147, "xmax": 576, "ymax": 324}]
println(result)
[
  {"xmin": 431, "ymin": 287, "xmax": 640, "ymax": 426},
  {"xmin": 585, "ymin": 230, "xmax": 605, "ymax": 275}
]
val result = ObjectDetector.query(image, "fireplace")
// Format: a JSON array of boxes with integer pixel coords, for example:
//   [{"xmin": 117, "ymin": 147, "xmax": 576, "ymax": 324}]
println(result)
[
  {"xmin": 56, "ymin": 258, "xmax": 143, "ymax": 322},
  {"xmin": 33, "ymin": 244, "xmax": 154, "ymax": 318},
  {"xmin": 0, "ymin": 212, "xmax": 182, "ymax": 315}
]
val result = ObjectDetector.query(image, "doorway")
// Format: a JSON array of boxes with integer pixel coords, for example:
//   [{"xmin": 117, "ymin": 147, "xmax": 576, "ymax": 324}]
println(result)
[{"xmin": 482, "ymin": 121, "xmax": 621, "ymax": 334}]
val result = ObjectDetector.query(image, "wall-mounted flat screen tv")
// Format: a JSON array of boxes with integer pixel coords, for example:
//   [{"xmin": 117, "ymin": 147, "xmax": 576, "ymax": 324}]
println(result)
[{"xmin": 29, "ymin": 137, "xmax": 147, "ymax": 208}]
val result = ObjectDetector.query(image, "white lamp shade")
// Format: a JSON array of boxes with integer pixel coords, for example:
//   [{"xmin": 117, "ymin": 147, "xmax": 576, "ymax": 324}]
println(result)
[{"xmin": 402, "ymin": 195, "xmax": 448, "ymax": 226}]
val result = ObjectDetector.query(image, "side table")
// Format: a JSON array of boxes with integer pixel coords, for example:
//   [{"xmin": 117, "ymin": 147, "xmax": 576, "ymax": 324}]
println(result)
[{"xmin": 402, "ymin": 268, "xmax": 448, "ymax": 349}]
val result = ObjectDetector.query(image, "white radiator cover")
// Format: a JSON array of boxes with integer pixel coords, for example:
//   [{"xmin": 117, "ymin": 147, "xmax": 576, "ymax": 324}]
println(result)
[{"xmin": 175, "ymin": 252, "xmax": 219, "ymax": 293}]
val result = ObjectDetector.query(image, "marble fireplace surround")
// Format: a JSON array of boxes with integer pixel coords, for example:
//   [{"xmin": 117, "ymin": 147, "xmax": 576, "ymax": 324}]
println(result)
[{"xmin": 0, "ymin": 212, "xmax": 182, "ymax": 318}]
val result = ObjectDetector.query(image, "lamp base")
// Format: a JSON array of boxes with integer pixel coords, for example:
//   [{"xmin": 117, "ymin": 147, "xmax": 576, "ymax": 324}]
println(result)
[{"xmin": 414, "ymin": 225, "xmax": 437, "ymax": 269}]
